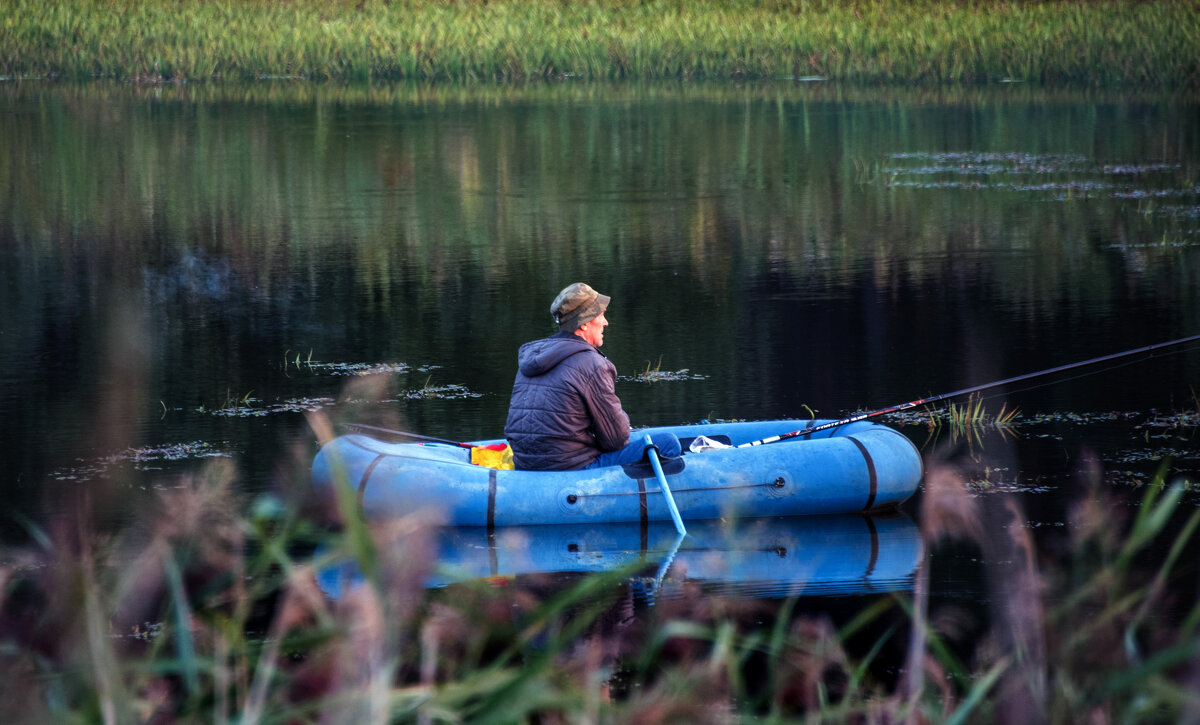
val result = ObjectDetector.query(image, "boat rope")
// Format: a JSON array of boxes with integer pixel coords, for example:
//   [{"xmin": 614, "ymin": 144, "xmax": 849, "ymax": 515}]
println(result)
[{"xmin": 569, "ymin": 477, "xmax": 786, "ymax": 500}]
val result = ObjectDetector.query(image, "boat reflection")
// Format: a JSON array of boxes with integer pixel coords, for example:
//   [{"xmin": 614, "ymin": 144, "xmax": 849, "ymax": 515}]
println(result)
[{"xmin": 317, "ymin": 513, "xmax": 922, "ymax": 601}]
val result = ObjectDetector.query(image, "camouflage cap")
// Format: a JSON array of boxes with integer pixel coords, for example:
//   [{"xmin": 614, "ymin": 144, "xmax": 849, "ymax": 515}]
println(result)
[{"xmin": 550, "ymin": 282, "xmax": 610, "ymax": 332}]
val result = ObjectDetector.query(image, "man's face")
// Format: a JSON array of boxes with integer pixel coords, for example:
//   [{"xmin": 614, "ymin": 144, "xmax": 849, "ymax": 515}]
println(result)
[{"xmin": 576, "ymin": 312, "xmax": 608, "ymax": 347}]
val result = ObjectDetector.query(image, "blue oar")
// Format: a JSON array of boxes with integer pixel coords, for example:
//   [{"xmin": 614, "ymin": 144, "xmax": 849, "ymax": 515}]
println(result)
[
  {"xmin": 646, "ymin": 530, "xmax": 687, "ymax": 606},
  {"xmin": 644, "ymin": 434, "xmax": 687, "ymax": 536}
]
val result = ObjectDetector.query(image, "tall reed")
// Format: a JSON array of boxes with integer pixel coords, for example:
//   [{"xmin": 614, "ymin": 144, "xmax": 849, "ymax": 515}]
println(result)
[{"xmin": 3, "ymin": 0, "xmax": 1197, "ymax": 86}]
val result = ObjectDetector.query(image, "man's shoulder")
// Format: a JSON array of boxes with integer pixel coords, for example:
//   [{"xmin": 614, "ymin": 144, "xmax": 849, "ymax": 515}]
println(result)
[
  {"xmin": 558, "ymin": 341, "xmax": 613, "ymax": 375},
  {"xmin": 517, "ymin": 332, "xmax": 597, "ymax": 376},
  {"xmin": 520, "ymin": 332, "xmax": 590, "ymax": 357}
]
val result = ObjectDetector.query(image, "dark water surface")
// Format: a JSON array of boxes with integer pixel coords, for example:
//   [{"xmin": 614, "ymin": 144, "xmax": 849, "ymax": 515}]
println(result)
[{"xmin": 1, "ymin": 81, "xmax": 1198, "ymax": 586}]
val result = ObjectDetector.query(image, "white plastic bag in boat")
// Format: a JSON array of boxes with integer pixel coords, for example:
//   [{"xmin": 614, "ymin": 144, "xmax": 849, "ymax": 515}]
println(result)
[{"xmin": 688, "ymin": 435, "xmax": 732, "ymax": 453}]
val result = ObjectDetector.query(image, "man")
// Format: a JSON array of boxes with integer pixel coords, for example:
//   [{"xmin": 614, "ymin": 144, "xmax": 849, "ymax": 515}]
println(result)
[{"xmin": 505, "ymin": 282, "xmax": 682, "ymax": 471}]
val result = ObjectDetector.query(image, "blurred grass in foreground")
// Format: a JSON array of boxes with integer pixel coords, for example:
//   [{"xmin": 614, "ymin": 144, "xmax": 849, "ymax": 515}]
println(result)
[
  {"xmin": 0, "ymin": 418, "xmax": 1198, "ymax": 723},
  {"xmin": 1, "ymin": 0, "xmax": 1197, "ymax": 86}
]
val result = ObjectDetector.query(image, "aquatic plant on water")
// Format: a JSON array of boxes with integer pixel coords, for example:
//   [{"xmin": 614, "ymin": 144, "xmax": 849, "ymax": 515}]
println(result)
[
  {"xmin": 939, "ymin": 394, "xmax": 1020, "ymax": 431},
  {"xmin": 624, "ymin": 355, "xmax": 710, "ymax": 383}
]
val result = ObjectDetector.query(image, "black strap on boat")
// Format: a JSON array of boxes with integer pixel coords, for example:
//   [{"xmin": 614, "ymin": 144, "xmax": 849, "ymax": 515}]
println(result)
[
  {"xmin": 357, "ymin": 453, "xmax": 388, "ymax": 516},
  {"xmin": 846, "ymin": 436, "xmax": 879, "ymax": 511}
]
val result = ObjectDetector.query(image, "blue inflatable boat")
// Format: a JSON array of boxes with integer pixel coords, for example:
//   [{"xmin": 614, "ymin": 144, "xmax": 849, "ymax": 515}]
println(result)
[{"xmin": 311, "ymin": 419, "xmax": 923, "ymax": 526}]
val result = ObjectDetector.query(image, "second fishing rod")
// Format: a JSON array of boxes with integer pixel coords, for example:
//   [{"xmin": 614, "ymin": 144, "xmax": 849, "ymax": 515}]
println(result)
[{"xmin": 738, "ymin": 333, "xmax": 1200, "ymax": 448}]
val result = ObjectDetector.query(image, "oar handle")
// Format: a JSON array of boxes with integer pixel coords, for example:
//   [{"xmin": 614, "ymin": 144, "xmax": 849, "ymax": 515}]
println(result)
[{"xmin": 645, "ymin": 434, "xmax": 687, "ymax": 536}]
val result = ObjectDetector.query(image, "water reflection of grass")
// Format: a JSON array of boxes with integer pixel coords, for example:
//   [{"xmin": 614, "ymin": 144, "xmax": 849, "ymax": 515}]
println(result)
[
  {"xmin": 6, "ymin": 82, "xmax": 1194, "ymax": 336},
  {"xmin": 4, "ymin": 421, "xmax": 1200, "ymax": 722}
]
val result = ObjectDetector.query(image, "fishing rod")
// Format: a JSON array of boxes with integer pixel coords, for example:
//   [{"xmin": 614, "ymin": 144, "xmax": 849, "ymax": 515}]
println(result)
[
  {"xmin": 738, "ymin": 332, "xmax": 1200, "ymax": 448},
  {"xmin": 342, "ymin": 422, "xmax": 475, "ymax": 449}
]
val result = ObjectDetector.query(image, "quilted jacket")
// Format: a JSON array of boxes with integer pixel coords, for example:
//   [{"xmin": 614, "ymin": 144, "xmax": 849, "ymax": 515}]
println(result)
[{"xmin": 504, "ymin": 331, "xmax": 631, "ymax": 470}]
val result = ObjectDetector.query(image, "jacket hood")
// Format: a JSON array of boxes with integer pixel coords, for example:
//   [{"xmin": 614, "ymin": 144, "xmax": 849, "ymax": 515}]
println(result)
[{"xmin": 517, "ymin": 332, "xmax": 595, "ymax": 377}]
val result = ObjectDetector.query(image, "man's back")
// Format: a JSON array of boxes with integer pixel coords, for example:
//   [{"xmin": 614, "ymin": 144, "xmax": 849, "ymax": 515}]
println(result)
[{"xmin": 505, "ymin": 331, "xmax": 630, "ymax": 470}]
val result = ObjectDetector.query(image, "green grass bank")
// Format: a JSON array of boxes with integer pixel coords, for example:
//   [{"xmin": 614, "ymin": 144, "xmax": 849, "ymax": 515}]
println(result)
[{"xmin": 3, "ymin": 0, "xmax": 1198, "ymax": 86}]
